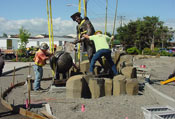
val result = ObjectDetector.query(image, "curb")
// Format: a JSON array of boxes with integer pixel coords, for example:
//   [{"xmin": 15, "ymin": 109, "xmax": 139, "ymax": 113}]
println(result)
[
  {"xmin": 145, "ymin": 83, "xmax": 175, "ymax": 108},
  {"xmin": 1, "ymin": 81, "xmax": 47, "ymax": 119},
  {"xmin": 2, "ymin": 66, "xmax": 29, "ymax": 76}
]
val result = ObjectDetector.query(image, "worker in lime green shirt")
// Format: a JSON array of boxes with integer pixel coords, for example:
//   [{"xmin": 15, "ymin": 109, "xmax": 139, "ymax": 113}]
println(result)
[{"xmin": 83, "ymin": 31, "xmax": 118, "ymax": 76}]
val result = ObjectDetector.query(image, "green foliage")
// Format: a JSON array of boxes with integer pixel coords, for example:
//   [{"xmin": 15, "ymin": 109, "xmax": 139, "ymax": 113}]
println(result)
[
  {"xmin": 19, "ymin": 27, "xmax": 31, "ymax": 49},
  {"xmin": 2, "ymin": 33, "xmax": 8, "ymax": 38},
  {"xmin": 117, "ymin": 16, "xmax": 174, "ymax": 51},
  {"xmin": 17, "ymin": 48, "xmax": 26, "ymax": 57},
  {"xmin": 126, "ymin": 47, "xmax": 140, "ymax": 55},
  {"xmin": 143, "ymin": 48, "xmax": 152, "ymax": 55},
  {"xmin": 142, "ymin": 47, "xmax": 174, "ymax": 56},
  {"xmin": 151, "ymin": 47, "xmax": 160, "ymax": 56},
  {"xmin": 160, "ymin": 50, "xmax": 173, "ymax": 56},
  {"xmin": 12, "ymin": 56, "xmax": 34, "ymax": 62}
]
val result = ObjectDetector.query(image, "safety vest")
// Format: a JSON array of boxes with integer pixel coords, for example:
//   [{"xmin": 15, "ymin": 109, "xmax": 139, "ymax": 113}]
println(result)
[{"xmin": 34, "ymin": 49, "xmax": 48, "ymax": 66}]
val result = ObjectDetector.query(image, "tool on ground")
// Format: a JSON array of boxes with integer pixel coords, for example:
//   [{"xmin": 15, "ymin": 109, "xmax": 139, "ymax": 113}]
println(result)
[{"xmin": 160, "ymin": 77, "xmax": 175, "ymax": 85}]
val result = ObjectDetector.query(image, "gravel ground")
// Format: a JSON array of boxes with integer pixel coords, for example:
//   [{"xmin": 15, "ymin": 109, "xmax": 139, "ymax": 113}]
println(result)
[
  {"xmin": 2, "ymin": 57, "xmax": 175, "ymax": 119},
  {"xmin": 134, "ymin": 56, "xmax": 175, "ymax": 99},
  {"xmin": 0, "ymin": 65, "xmax": 159, "ymax": 119}
]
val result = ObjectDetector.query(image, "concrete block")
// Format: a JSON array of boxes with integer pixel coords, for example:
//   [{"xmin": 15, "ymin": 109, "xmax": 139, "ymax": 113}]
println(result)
[
  {"xmin": 89, "ymin": 78, "xmax": 105, "ymax": 99},
  {"xmin": 121, "ymin": 66, "xmax": 137, "ymax": 78},
  {"xmin": 80, "ymin": 60, "xmax": 90, "ymax": 74},
  {"xmin": 66, "ymin": 75, "xmax": 84, "ymax": 98},
  {"xmin": 114, "ymin": 51, "xmax": 121, "ymax": 64},
  {"xmin": 116, "ymin": 55, "xmax": 133, "ymax": 73},
  {"xmin": 126, "ymin": 78, "xmax": 139, "ymax": 95},
  {"xmin": 94, "ymin": 65, "xmax": 101, "ymax": 75},
  {"xmin": 104, "ymin": 78, "xmax": 113, "ymax": 96},
  {"xmin": 113, "ymin": 75, "xmax": 126, "ymax": 96}
]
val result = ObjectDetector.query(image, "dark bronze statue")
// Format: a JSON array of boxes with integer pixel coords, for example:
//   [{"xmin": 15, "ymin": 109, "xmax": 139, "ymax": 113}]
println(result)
[
  {"xmin": 50, "ymin": 51, "xmax": 73, "ymax": 80},
  {"xmin": 71, "ymin": 12, "xmax": 104, "ymax": 67}
]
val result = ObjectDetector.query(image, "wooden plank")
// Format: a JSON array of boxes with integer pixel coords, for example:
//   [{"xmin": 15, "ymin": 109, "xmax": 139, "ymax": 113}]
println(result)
[
  {"xmin": 1, "ymin": 98, "xmax": 13, "ymax": 110},
  {"xmin": 41, "ymin": 110, "xmax": 57, "ymax": 119},
  {"xmin": 19, "ymin": 108, "xmax": 47, "ymax": 119},
  {"xmin": 45, "ymin": 103, "xmax": 52, "ymax": 115}
]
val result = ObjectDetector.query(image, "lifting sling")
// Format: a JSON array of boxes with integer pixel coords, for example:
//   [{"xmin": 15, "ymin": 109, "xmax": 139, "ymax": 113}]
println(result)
[
  {"xmin": 77, "ymin": 0, "xmax": 87, "ymax": 67},
  {"xmin": 46, "ymin": 0, "xmax": 55, "ymax": 77}
]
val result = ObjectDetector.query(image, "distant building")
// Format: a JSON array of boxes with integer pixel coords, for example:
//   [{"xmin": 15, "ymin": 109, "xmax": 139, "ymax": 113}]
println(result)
[{"xmin": 0, "ymin": 34, "xmax": 76, "ymax": 50}]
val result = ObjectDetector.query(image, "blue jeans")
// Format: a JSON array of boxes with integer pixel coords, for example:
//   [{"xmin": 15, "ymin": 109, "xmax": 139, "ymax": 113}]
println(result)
[
  {"xmin": 33, "ymin": 65, "xmax": 43, "ymax": 90},
  {"xmin": 90, "ymin": 49, "xmax": 118, "ymax": 76}
]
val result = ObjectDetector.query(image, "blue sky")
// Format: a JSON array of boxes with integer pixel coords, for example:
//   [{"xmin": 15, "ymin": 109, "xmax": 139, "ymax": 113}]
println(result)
[{"xmin": 0, "ymin": 0, "xmax": 175, "ymax": 36}]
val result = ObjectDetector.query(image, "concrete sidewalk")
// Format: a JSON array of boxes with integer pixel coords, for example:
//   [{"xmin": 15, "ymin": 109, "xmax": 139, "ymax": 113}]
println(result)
[{"xmin": 2, "ymin": 61, "xmax": 34, "ymax": 75}]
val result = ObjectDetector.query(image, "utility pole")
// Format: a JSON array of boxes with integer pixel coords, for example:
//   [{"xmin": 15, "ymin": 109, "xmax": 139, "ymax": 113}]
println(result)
[
  {"xmin": 118, "ymin": 16, "xmax": 125, "ymax": 27},
  {"xmin": 85, "ymin": 0, "xmax": 87, "ymax": 15},
  {"xmin": 105, "ymin": 0, "xmax": 108, "ymax": 35}
]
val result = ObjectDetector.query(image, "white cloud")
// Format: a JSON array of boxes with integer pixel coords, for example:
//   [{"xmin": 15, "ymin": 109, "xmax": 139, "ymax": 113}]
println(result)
[
  {"xmin": 0, "ymin": 17, "xmax": 174, "ymax": 36},
  {"xmin": 0, "ymin": 17, "xmax": 77, "ymax": 36}
]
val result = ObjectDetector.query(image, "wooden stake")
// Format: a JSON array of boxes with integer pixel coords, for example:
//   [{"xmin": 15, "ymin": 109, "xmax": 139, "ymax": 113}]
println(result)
[
  {"xmin": 13, "ymin": 67, "xmax": 16, "ymax": 86},
  {"xmin": 1, "ymin": 87, "xmax": 2, "ymax": 97},
  {"xmin": 27, "ymin": 75, "xmax": 32, "ymax": 109},
  {"xmin": 29, "ymin": 63, "xmax": 31, "ymax": 75},
  {"xmin": 13, "ymin": 99, "xmax": 14, "ymax": 106}
]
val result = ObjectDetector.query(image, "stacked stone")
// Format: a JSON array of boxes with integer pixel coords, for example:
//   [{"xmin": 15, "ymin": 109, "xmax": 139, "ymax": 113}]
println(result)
[{"xmin": 66, "ymin": 51, "xmax": 139, "ymax": 99}]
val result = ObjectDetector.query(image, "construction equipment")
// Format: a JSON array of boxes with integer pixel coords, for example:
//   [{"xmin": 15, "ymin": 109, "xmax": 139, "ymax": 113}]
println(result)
[
  {"xmin": 160, "ymin": 77, "xmax": 175, "ymax": 85},
  {"xmin": 1, "ymin": 49, "xmax": 16, "ymax": 60}
]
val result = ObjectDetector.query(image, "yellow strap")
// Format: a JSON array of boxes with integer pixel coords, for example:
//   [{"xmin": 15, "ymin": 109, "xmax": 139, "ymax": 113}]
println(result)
[
  {"xmin": 83, "ymin": 0, "xmax": 87, "ymax": 17},
  {"xmin": 78, "ymin": 0, "xmax": 81, "ymax": 13},
  {"xmin": 47, "ymin": 0, "xmax": 55, "ymax": 77},
  {"xmin": 80, "ymin": 30, "xmax": 87, "ymax": 35},
  {"xmin": 46, "ymin": 0, "xmax": 52, "ymax": 52},
  {"xmin": 77, "ymin": 19, "xmax": 86, "ymax": 60},
  {"xmin": 49, "ymin": 0, "xmax": 54, "ymax": 53}
]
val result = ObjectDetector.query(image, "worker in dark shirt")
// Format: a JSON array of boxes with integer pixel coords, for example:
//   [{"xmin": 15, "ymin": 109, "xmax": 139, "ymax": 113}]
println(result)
[{"xmin": 0, "ymin": 49, "xmax": 5, "ymax": 76}]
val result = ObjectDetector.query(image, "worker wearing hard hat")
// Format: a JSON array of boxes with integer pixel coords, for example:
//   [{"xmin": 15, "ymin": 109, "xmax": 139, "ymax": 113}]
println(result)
[
  {"xmin": 71, "ymin": 12, "xmax": 104, "ymax": 70},
  {"xmin": 33, "ymin": 43, "xmax": 52, "ymax": 91},
  {"xmin": 83, "ymin": 31, "xmax": 118, "ymax": 76}
]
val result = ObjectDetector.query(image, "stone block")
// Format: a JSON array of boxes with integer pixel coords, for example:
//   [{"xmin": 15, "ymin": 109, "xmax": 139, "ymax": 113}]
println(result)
[
  {"xmin": 113, "ymin": 75, "xmax": 126, "ymax": 96},
  {"xmin": 104, "ymin": 78, "xmax": 113, "ymax": 96},
  {"xmin": 126, "ymin": 78, "xmax": 139, "ymax": 95},
  {"xmin": 94, "ymin": 65, "xmax": 102, "ymax": 75},
  {"xmin": 66, "ymin": 75, "xmax": 84, "ymax": 98},
  {"xmin": 116, "ymin": 55, "xmax": 133, "ymax": 73},
  {"xmin": 121, "ymin": 66, "xmax": 137, "ymax": 78},
  {"xmin": 114, "ymin": 51, "xmax": 121, "ymax": 64},
  {"xmin": 80, "ymin": 60, "xmax": 90, "ymax": 74},
  {"xmin": 88, "ymin": 78, "xmax": 105, "ymax": 99}
]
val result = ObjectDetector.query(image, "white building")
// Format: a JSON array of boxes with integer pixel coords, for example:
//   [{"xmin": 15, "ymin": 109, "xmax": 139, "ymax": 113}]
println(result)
[{"xmin": 0, "ymin": 36, "xmax": 75, "ymax": 50}]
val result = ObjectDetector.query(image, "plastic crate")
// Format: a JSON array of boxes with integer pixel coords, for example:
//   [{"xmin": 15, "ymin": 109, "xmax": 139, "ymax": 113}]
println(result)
[
  {"xmin": 153, "ymin": 111, "xmax": 175, "ymax": 119},
  {"xmin": 141, "ymin": 106, "xmax": 174, "ymax": 119}
]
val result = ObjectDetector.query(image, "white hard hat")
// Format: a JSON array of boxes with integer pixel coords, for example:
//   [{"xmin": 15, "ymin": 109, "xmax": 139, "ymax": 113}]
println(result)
[{"xmin": 40, "ymin": 43, "xmax": 49, "ymax": 50}]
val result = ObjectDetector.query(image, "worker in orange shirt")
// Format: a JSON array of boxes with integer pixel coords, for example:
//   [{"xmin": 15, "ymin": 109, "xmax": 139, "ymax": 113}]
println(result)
[{"xmin": 33, "ymin": 43, "xmax": 52, "ymax": 91}]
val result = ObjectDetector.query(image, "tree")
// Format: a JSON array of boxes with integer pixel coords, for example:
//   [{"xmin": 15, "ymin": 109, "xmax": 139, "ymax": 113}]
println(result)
[
  {"xmin": 2, "ymin": 33, "xmax": 8, "ymax": 38},
  {"xmin": 117, "ymin": 16, "xmax": 174, "ymax": 51},
  {"xmin": 19, "ymin": 27, "xmax": 31, "ymax": 49}
]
